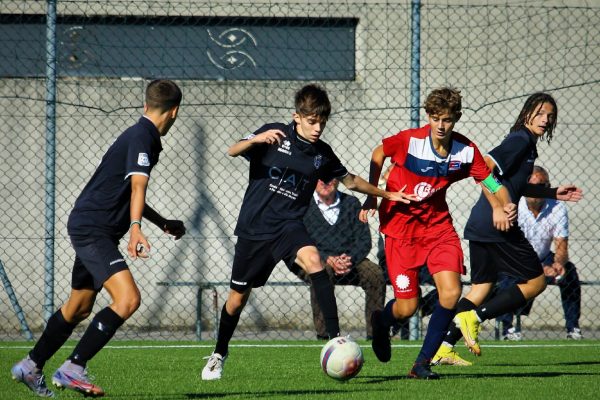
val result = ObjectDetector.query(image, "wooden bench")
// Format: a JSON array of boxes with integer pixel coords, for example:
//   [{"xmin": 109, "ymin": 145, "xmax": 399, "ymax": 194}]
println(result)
[{"xmin": 156, "ymin": 280, "xmax": 309, "ymax": 340}]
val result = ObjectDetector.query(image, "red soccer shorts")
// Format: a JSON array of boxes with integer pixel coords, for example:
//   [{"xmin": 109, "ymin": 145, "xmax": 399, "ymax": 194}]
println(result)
[{"xmin": 384, "ymin": 227, "xmax": 465, "ymax": 299}]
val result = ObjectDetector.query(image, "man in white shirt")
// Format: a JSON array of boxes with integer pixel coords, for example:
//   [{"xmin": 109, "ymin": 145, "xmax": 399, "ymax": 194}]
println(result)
[{"xmin": 497, "ymin": 166, "xmax": 582, "ymax": 340}]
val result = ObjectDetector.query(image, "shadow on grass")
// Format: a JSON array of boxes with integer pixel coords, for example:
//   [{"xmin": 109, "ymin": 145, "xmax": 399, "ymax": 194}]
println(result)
[
  {"xmin": 441, "ymin": 371, "xmax": 599, "ymax": 379},
  {"xmin": 183, "ymin": 387, "xmax": 389, "ymax": 398},
  {"xmin": 486, "ymin": 360, "xmax": 600, "ymax": 367}
]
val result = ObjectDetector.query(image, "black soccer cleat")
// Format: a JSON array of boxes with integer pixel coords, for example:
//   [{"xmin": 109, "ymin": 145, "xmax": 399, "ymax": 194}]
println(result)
[
  {"xmin": 408, "ymin": 361, "xmax": 440, "ymax": 380},
  {"xmin": 370, "ymin": 310, "xmax": 392, "ymax": 362}
]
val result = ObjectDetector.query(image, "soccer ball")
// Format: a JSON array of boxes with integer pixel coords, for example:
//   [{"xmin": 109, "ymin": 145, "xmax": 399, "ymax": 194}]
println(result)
[{"xmin": 320, "ymin": 336, "xmax": 364, "ymax": 381}]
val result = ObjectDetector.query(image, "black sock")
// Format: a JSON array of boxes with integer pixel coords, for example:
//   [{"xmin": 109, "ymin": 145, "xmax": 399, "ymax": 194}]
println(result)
[
  {"xmin": 444, "ymin": 298, "xmax": 477, "ymax": 346},
  {"xmin": 214, "ymin": 304, "xmax": 240, "ymax": 357},
  {"xmin": 416, "ymin": 303, "xmax": 455, "ymax": 363},
  {"xmin": 477, "ymin": 285, "xmax": 527, "ymax": 321},
  {"xmin": 310, "ymin": 270, "xmax": 340, "ymax": 338},
  {"xmin": 29, "ymin": 310, "xmax": 77, "ymax": 369},
  {"xmin": 68, "ymin": 307, "xmax": 124, "ymax": 367},
  {"xmin": 381, "ymin": 299, "xmax": 397, "ymax": 328}
]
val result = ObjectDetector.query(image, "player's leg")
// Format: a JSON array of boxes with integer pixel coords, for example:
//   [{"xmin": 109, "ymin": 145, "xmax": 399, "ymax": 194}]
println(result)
[
  {"xmin": 372, "ymin": 235, "xmax": 421, "ymax": 362},
  {"xmin": 52, "ymin": 235, "xmax": 132, "ymax": 397},
  {"xmin": 11, "ymin": 255, "xmax": 96, "ymax": 397},
  {"xmin": 295, "ymin": 245, "xmax": 340, "ymax": 338},
  {"xmin": 203, "ymin": 237, "xmax": 275, "ymax": 380},
  {"xmin": 410, "ymin": 232, "xmax": 464, "ymax": 379},
  {"xmin": 354, "ymin": 259, "xmax": 386, "ymax": 339},
  {"xmin": 456, "ymin": 239, "xmax": 544, "ymax": 355}
]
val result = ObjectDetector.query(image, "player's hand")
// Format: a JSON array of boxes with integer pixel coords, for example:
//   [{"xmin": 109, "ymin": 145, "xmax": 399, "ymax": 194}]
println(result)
[
  {"xmin": 504, "ymin": 203, "xmax": 517, "ymax": 225},
  {"xmin": 385, "ymin": 184, "xmax": 417, "ymax": 204},
  {"xmin": 552, "ymin": 262, "xmax": 566, "ymax": 277},
  {"xmin": 492, "ymin": 206, "xmax": 511, "ymax": 232},
  {"xmin": 128, "ymin": 225, "xmax": 151, "ymax": 260},
  {"xmin": 556, "ymin": 185, "xmax": 583, "ymax": 202},
  {"xmin": 253, "ymin": 129, "xmax": 286, "ymax": 145},
  {"xmin": 543, "ymin": 265, "xmax": 557, "ymax": 278},
  {"xmin": 359, "ymin": 196, "xmax": 378, "ymax": 223},
  {"xmin": 163, "ymin": 219, "xmax": 186, "ymax": 240}
]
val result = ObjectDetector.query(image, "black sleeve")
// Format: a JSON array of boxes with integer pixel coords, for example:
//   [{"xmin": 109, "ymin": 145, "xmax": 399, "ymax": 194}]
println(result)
[{"xmin": 522, "ymin": 184, "xmax": 558, "ymax": 199}]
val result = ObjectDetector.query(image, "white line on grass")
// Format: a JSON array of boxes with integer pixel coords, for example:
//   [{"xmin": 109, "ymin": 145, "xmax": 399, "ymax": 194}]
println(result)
[{"xmin": 1, "ymin": 343, "xmax": 599, "ymax": 350}]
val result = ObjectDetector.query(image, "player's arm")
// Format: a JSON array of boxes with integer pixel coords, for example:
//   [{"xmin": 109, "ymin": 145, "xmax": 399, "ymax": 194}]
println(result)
[
  {"xmin": 479, "ymin": 156, "xmax": 516, "ymax": 231},
  {"xmin": 143, "ymin": 205, "xmax": 186, "ymax": 240},
  {"xmin": 227, "ymin": 129, "xmax": 286, "ymax": 157},
  {"xmin": 341, "ymin": 173, "xmax": 415, "ymax": 203},
  {"xmin": 128, "ymin": 174, "xmax": 150, "ymax": 259}
]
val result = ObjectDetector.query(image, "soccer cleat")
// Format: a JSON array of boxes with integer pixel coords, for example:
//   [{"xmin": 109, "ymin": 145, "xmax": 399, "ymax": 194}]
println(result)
[
  {"xmin": 567, "ymin": 328, "xmax": 583, "ymax": 340},
  {"xmin": 201, "ymin": 353, "xmax": 227, "ymax": 381},
  {"xmin": 11, "ymin": 357, "xmax": 55, "ymax": 397},
  {"xmin": 52, "ymin": 360, "xmax": 105, "ymax": 397},
  {"xmin": 370, "ymin": 310, "xmax": 391, "ymax": 362},
  {"xmin": 503, "ymin": 327, "xmax": 522, "ymax": 341},
  {"xmin": 454, "ymin": 310, "xmax": 482, "ymax": 356},
  {"xmin": 408, "ymin": 361, "xmax": 440, "ymax": 380},
  {"xmin": 431, "ymin": 344, "xmax": 472, "ymax": 366}
]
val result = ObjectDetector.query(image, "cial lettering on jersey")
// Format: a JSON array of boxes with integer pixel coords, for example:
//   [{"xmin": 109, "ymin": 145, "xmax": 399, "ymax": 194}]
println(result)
[
  {"xmin": 277, "ymin": 140, "xmax": 292, "ymax": 155},
  {"xmin": 268, "ymin": 166, "xmax": 310, "ymax": 191},
  {"xmin": 413, "ymin": 181, "xmax": 437, "ymax": 201}
]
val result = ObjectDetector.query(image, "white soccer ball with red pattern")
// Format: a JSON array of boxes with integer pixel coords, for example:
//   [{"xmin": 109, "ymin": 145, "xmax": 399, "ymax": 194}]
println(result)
[{"xmin": 320, "ymin": 336, "xmax": 364, "ymax": 381}]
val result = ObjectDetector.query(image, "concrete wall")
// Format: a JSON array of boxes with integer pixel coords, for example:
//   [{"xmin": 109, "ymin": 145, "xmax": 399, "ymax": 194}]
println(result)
[{"xmin": 1, "ymin": 0, "xmax": 599, "ymax": 338}]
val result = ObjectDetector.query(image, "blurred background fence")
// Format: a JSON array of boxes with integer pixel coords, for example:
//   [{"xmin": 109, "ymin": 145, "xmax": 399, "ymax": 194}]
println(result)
[{"xmin": 1, "ymin": 0, "xmax": 599, "ymax": 341}]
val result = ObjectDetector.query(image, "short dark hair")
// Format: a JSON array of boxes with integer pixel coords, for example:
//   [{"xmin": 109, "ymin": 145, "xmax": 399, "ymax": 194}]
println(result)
[
  {"xmin": 424, "ymin": 87, "xmax": 462, "ymax": 119},
  {"xmin": 511, "ymin": 92, "xmax": 557, "ymax": 143},
  {"xmin": 145, "ymin": 79, "xmax": 182, "ymax": 112},
  {"xmin": 294, "ymin": 84, "xmax": 331, "ymax": 120}
]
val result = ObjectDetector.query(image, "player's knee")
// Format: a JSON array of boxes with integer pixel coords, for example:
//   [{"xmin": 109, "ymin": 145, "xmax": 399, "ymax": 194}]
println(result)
[
  {"xmin": 302, "ymin": 253, "xmax": 324, "ymax": 274},
  {"xmin": 113, "ymin": 294, "xmax": 141, "ymax": 319},
  {"xmin": 438, "ymin": 288, "xmax": 461, "ymax": 309}
]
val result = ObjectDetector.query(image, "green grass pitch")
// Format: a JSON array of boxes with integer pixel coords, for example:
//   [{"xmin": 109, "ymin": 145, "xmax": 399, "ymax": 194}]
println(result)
[{"xmin": 2, "ymin": 340, "xmax": 599, "ymax": 399}]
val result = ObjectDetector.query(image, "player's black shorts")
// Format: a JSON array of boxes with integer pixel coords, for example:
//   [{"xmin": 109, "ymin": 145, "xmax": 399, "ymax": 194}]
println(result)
[
  {"xmin": 70, "ymin": 234, "xmax": 129, "ymax": 291},
  {"xmin": 230, "ymin": 222, "xmax": 315, "ymax": 293},
  {"xmin": 469, "ymin": 235, "xmax": 543, "ymax": 284}
]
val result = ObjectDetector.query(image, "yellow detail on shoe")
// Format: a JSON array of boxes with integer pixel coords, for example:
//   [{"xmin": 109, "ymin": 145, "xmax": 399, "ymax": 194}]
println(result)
[
  {"xmin": 454, "ymin": 310, "xmax": 482, "ymax": 356},
  {"xmin": 432, "ymin": 345, "xmax": 472, "ymax": 366}
]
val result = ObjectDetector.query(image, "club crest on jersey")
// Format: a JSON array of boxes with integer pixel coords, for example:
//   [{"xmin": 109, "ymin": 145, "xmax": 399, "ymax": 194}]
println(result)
[
  {"xmin": 314, "ymin": 154, "xmax": 323, "ymax": 169},
  {"xmin": 137, "ymin": 153, "xmax": 150, "ymax": 167},
  {"xmin": 414, "ymin": 181, "xmax": 437, "ymax": 201},
  {"xmin": 449, "ymin": 160, "xmax": 462, "ymax": 171}
]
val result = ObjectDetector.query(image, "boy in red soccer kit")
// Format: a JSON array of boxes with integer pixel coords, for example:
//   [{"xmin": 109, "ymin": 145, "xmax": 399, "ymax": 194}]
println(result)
[{"xmin": 360, "ymin": 87, "xmax": 516, "ymax": 379}]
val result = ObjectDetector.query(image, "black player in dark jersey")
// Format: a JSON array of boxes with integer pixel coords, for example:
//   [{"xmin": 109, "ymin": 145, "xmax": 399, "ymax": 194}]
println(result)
[
  {"xmin": 432, "ymin": 92, "xmax": 583, "ymax": 365},
  {"xmin": 11, "ymin": 80, "xmax": 186, "ymax": 397},
  {"xmin": 201, "ymin": 83, "xmax": 412, "ymax": 380}
]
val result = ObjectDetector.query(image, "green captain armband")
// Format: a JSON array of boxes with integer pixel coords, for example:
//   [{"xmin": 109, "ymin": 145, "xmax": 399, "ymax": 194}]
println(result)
[{"xmin": 482, "ymin": 174, "xmax": 502, "ymax": 194}]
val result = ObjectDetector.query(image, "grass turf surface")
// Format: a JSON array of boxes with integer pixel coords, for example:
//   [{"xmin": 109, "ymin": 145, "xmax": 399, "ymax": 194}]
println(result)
[{"xmin": 1, "ymin": 340, "xmax": 599, "ymax": 399}]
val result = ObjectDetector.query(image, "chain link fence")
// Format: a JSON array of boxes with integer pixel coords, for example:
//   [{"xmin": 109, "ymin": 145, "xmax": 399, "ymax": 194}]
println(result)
[{"xmin": 1, "ymin": 0, "xmax": 599, "ymax": 341}]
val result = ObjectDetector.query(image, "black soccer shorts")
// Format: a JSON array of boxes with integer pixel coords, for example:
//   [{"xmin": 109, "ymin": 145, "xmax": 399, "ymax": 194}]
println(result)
[{"xmin": 230, "ymin": 222, "xmax": 315, "ymax": 292}]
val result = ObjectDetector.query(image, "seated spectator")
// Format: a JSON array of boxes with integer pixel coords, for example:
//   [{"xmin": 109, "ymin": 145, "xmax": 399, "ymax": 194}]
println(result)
[
  {"xmin": 496, "ymin": 166, "xmax": 582, "ymax": 340},
  {"xmin": 290, "ymin": 179, "xmax": 386, "ymax": 340}
]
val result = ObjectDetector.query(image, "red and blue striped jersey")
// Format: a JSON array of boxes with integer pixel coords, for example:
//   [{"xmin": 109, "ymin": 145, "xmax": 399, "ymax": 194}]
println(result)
[{"xmin": 379, "ymin": 125, "xmax": 490, "ymax": 239}]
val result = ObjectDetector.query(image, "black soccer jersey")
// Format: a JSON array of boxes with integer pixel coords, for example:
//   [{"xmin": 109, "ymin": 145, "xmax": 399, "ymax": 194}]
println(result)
[
  {"xmin": 234, "ymin": 121, "xmax": 349, "ymax": 240},
  {"xmin": 464, "ymin": 127, "xmax": 537, "ymax": 242},
  {"xmin": 68, "ymin": 116, "xmax": 162, "ymax": 238}
]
